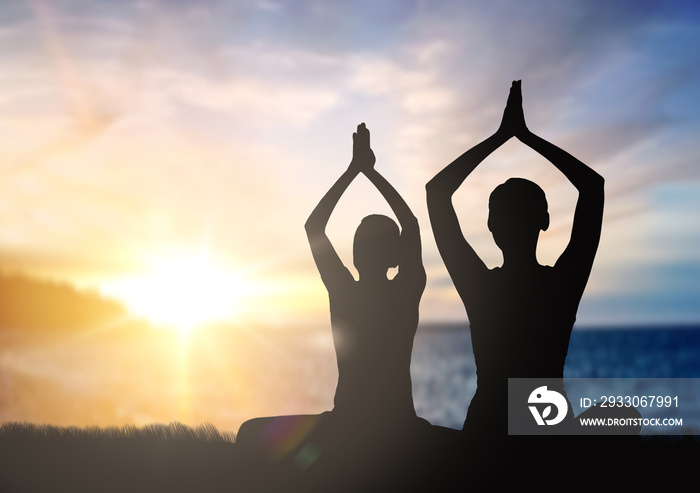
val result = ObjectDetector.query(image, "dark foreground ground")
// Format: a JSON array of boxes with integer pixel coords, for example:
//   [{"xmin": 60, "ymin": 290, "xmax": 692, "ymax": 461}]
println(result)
[{"xmin": 0, "ymin": 422, "xmax": 698, "ymax": 492}]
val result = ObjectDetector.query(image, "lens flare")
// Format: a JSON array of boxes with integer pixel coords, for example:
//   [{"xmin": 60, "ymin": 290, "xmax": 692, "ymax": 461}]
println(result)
[{"xmin": 102, "ymin": 251, "xmax": 243, "ymax": 335}]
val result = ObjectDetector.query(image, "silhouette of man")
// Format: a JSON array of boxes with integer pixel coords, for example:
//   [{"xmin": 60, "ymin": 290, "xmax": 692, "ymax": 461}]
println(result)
[
  {"xmin": 426, "ymin": 81, "xmax": 605, "ymax": 436},
  {"xmin": 305, "ymin": 122, "xmax": 426, "ymax": 428}
]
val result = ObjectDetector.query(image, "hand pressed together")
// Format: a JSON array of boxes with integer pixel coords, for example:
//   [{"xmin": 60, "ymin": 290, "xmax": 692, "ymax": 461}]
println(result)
[{"xmin": 349, "ymin": 122, "xmax": 376, "ymax": 173}]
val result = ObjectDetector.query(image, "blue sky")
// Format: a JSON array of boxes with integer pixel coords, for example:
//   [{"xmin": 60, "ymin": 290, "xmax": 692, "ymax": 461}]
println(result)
[{"xmin": 0, "ymin": 0, "xmax": 698, "ymax": 327}]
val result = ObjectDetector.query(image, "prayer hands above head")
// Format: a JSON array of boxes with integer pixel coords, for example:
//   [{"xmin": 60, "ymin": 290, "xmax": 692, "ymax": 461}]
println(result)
[
  {"xmin": 497, "ymin": 80, "xmax": 528, "ymax": 139},
  {"xmin": 349, "ymin": 122, "xmax": 376, "ymax": 173}
]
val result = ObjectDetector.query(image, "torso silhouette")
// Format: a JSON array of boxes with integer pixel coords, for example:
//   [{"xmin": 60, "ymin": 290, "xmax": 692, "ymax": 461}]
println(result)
[
  {"xmin": 469, "ymin": 264, "xmax": 577, "ymax": 384},
  {"xmin": 327, "ymin": 269, "xmax": 425, "ymax": 423},
  {"xmin": 463, "ymin": 262, "xmax": 579, "ymax": 431}
]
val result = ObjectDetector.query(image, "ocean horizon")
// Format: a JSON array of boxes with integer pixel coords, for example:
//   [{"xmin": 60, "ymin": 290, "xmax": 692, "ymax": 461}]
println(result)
[
  {"xmin": 1, "ymin": 323, "xmax": 698, "ymax": 433},
  {"xmin": 411, "ymin": 323, "xmax": 700, "ymax": 429}
]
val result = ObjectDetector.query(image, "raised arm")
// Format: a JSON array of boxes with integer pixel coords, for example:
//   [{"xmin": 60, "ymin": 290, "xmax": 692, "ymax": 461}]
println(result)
[
  {"xmin": 365, "ymin": 167, "xmax": 422, "ymax": 264},
  {"xmin": 342, "ymin": 123, "xmax": 424, "ymax": 279},
  {"xmin": 364, "ymin": 162, "xmax": 423, "ymax": 280},
  {"xmin": 514, "ymin": 83, "xmax": 605, "ymax": 293},
  {"xmin": 305, "ymin": 127, "xmax": 368, "ymax": 288},
  {"xmin": 426, "ymin": 82, "xmax": 521, "ymax": 293}
]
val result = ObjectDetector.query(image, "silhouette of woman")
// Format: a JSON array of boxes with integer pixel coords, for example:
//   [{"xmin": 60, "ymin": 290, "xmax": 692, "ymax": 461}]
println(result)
[
  {"xmin": 236, "ymin": 124, "xmax": 437, "ymax": 478},
  {"xmin": 426, "ymin": 81, "xmax": 605, "ymax": 437},
  {"xmin": 305, "ymin": 122, "xmax": 426, "ymax": 429}
]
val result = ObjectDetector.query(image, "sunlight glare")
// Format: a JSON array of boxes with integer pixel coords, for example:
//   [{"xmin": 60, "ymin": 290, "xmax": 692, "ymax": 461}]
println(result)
[{"xmin": 102, "ymin": 251, "xmax": 244, "ymax": 334}]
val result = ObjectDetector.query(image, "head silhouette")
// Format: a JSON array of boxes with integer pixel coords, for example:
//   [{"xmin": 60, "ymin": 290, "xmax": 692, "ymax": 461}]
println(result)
[
  {"xmin": 488, "ymin": 178, "xmax": 549, "ymax": 256},
  {"xmin": 353, "ymin": 214, "xmax": 400, "ymax": 278}
]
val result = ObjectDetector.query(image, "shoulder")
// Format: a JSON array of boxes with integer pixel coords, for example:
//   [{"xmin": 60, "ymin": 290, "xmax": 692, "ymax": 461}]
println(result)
[
  {"xmin": 392, "ymin": 268, "xmax": 426, "ymax": 291},
  {"xmin": 484, "ymin": 266, "xmax": 501, "ymax": 280},
  {"xmin": 324, "ymin": 267, "xmax": 356, "ymax": 293}
]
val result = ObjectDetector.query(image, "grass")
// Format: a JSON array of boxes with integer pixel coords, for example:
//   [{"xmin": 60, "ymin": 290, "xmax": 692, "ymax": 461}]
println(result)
[
  {"xmin": 0, "ymin": 422, "xmax": 243, "ymax": 493},
  {"xmin": 0, "ymin": 421, "xmax": 698, "ymax": 492},
  {"xmin": 0, "ymin": 421, "xmax": 236, "ymax": 443}
]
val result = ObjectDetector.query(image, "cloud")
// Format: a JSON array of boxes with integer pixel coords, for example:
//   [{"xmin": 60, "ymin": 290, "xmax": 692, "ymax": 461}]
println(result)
[
  {"xmin": 0, "ymin": 0, "xmax": 698, "ymax": 325},
  {"xmin": 146, "ymin": 69, "xmax": 340, "ymax": 127}
]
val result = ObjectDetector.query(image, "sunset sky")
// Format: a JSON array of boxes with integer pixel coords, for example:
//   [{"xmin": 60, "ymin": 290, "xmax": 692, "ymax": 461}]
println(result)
[{"xmin": 0, "ymin": 0, "xmax": 699, "ymax": 329}]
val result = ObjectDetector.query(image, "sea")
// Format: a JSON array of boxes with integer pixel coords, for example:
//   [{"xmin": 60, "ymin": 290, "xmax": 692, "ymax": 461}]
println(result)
[
  {"xmin": 410, "ymin": 324, "xmax": 700, "ymax": 430},
  {"xmin": 1, "ymin": 324, "xmax": 699, "ymax": 434}
]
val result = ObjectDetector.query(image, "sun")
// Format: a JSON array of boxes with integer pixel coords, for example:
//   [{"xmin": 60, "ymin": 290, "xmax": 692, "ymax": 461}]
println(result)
[{"xmin": 103, "ymin": 251, "xmax": 243, "ymax": 335}]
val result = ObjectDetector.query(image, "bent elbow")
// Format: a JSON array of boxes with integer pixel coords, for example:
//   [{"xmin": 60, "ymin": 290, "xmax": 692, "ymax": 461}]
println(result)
[
  {"xmin": 426, "ymin": 181, "xmax": 454, "ymax": 214},
  {"xmin": 578, "ymin": 173, "xmax": 605, "ymax": 206},
  {"xmin": 425, "ymin": 179, "xmax": 445, "ymax": 205},
  {"xmin": 304, "ymin": 218, "xmax": 318, "ymax": 236},
  {"xmin": 426, "ymin": 174, "xmax": 458, "ymax": 201},
  {"xmin": 579, "ymin": 170, "xmax": 604, "ymax": 198},
  {"xmin": 425, "ymin": 178, "xmax": 439, "ymax": 196},
  {"xmin": 594, "ymin": 171, "xmax": 605, "ymax": 189},
  {"xmin": 593, "ymin": 172, "xmax": 605, "ymax": 199}
]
